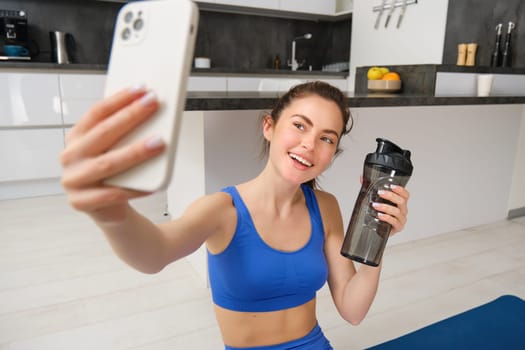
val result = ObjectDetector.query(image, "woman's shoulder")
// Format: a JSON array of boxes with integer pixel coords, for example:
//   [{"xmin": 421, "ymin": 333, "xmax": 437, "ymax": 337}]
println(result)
[
  {"xmin": 312, "ymin": 188, "xmax": 344, "ymax": 231},
  {"xmin": 181, "ymin": 189, "xmax": 235, "ymax": 221},
  {"xmin": 312, "ymin": 188, "xmax": 340, "ymax": 209},
  {"xmin": 194, "ymin": 189, "xmax": 234, "ymax": 211},
  {"xmin": 197, "ymin": 190, "xmax": 237, "ymax": 253}
]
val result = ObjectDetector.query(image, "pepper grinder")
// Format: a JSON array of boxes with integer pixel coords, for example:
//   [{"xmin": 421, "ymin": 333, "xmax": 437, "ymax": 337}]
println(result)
[
  {"xmin": 501, "ymin": 21, "xmax": 515, "ymax": 67},
  {"xmin": 490, "ymin": 23, "xmax": 503, "ymax": 67}
]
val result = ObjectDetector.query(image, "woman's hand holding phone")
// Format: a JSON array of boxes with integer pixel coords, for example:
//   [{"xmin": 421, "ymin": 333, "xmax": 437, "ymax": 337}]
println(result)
[{"xmin": 60, "ymin": 87, "xmax": 165, "ymax": 223}]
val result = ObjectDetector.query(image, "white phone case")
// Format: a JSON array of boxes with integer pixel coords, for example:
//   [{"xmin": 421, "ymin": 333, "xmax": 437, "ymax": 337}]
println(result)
[{"xmin": 104, "ymin": 0, "xmax": 198, "ymax": 192}]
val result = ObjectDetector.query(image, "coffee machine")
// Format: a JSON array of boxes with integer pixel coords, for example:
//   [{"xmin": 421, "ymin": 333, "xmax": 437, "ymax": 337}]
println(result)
[{"xmin": 1, "ymin": 9, "xmax": 30, "ymax": 60}]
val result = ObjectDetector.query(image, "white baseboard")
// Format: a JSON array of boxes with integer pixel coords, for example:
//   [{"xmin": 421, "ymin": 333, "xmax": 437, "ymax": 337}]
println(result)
[{"xmin": 0, "ymin": 178, "xmax": 64, "ymax": 201}]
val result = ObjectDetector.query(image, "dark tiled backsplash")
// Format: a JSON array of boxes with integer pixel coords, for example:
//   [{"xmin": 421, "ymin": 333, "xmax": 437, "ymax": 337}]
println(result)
[
  {"xmin": 0, "ymin": 0, "xmax": 121, "ymax": 64},
  {"xmin": 195, "ymin": 11, "xmax": 351, "ymax": 71},
  {"xmin": 1, "ymin": 0, "xmax": 351, "ymax": 70},
  {"xmin": 443, "ymin": 0, "xmax": 524, "ymax": 68}
]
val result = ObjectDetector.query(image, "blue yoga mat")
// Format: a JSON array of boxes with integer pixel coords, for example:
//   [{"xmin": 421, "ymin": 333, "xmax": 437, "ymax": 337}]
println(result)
[{"xmin": 367, "ymin": 295, "xmax": 525, "ymax": 350}]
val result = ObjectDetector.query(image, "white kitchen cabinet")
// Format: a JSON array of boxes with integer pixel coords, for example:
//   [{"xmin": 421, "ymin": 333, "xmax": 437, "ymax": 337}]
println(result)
[
  {"xmin": 215, "ymin": 0, "xmax": 279, "ymax": 10},
  {"xmin": 205, "ymin": 0, "xmax": 342, "ymax": 15},
  {"xmin": 59, "ymin": 73, "xmax": 106, "ymax": 124},
  {"xmin": 0, "ymin": 72, "xmax": 61, "ymax": 127},
  {"xmin": 318, "ymin": 78, "xmax": 348, "ymax": 91},
  {"xmin": 257, "ymin": 78, "xmax": 304, "ymax": 91},
  {"xmin": 279, "ymin": 0, "xmax": 336, "ymax": 15},
  {"xmin": 228, "ymin": 77, "xmax": 304, "ymax": 91},
  {"xmin": 227, "ymin": 77, "xmax": 263, "ymax": 91},
  {"xmin": 434, "ymin": 73, "xmax": 525, "ymax": 97},
  {"xmin": 0, "ymin": 129, "xmax": 64, "ymax": 182},
  {"xmin": 187, "ymin": 76, "xmax": 227, "ymax": 91},
  {"xmin": 228, "ymin": 76, "xmax": 348, "ymax": 92}
]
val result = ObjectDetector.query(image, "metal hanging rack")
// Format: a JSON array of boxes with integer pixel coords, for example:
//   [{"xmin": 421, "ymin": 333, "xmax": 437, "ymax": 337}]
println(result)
[{"xmin": 373, "ymin": 0, "xmax": 417, "ymax": 12}]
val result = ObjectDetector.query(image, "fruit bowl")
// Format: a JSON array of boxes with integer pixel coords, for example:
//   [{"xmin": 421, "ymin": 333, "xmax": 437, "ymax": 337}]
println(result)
[{"xmin": 367, "ymin": 79, "xmax": 402, "ymax": 93}]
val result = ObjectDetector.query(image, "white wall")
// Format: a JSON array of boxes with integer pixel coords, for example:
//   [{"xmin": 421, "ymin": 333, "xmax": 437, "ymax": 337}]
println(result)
[
  {"xmin": 508, "ymin": 106, "xmax": 525, "ymax": 212},
  {"xmin": 204, "ymin": 111, "xmax": 265, "ymax": 193},
  {"xmin": 175, "ymin": 105, "xmax": 522, "ymax": 245},
  {"xmin": 168, "ymin": 111, "xmax": 208, "ymax": 283},
  {"xmin": 320, "ymin": 104, "xmax": 521, "ymax": 245},
  {"xmin": 348, "ymin": 0, "xmax": 449, "ymax": 91},
  {"xmin": 168, "ymin": 105, "xmax": 522, "ymax": 284}
]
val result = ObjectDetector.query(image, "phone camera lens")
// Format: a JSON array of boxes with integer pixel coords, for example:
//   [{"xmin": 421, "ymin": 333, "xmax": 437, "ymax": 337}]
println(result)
[
  {"xmin": 133, "ymin": 18, "xmax": 144, "ymax": 31},
  {"xmin": 121, "ymin": 27, "xmax": 131, "ymax": 40},
  {"xmin": 124, "ymin": 11, "xmax": 133, "ymax": 23}
]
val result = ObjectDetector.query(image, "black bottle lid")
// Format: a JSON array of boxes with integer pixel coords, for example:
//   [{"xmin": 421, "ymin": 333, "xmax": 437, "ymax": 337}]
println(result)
[{"xmin": 365, "ymin": 138, "xmax": 413, "ymax": 176}]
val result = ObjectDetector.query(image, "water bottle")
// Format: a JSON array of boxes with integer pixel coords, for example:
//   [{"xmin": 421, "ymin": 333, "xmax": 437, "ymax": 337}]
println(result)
[{"xmin": 341, "ymin": 138, "xmax": 413, "ymax": 266}]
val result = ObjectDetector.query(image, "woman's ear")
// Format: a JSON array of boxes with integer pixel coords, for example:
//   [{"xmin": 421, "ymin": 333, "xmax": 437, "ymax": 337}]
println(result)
[{"xmin": 262, "ymin": 114, "xmax": 274, "ymax": 141}]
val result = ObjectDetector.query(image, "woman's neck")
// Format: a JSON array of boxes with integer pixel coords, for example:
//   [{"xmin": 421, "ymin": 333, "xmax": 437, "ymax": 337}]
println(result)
[{"xmin": 239, "ymin": 170, "xmax": 304, "ymax": 218}]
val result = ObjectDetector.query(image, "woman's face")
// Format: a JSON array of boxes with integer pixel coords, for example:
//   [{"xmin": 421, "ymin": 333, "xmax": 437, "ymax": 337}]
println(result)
[{"xmin": 263, "ymin": 95, "xmax": 344, "ymax": 185}]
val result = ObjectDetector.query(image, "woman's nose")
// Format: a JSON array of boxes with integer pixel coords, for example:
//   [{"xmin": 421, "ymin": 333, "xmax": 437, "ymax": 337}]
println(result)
[{"xmin": 301, "ymin": 134, "xmax": 315, "ymax": 150}]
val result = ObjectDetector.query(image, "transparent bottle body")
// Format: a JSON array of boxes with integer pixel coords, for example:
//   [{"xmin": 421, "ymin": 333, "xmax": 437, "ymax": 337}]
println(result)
[{"xmin": 341, "ymin": 164, "xmax": 410, "ymax": 266}]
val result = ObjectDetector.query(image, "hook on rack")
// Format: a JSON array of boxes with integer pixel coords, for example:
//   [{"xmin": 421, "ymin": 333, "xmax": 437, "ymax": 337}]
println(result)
[
  {"xmin": 373, "ymin": 0, "xmax": 417, "ymax": 12},
  {"xmin": 373, "ymin": 0, "xmax": 417, "ymax": 29}
]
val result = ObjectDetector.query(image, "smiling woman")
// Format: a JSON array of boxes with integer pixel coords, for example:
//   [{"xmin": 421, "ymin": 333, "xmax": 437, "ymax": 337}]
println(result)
[{"xmin": 59, "ymin": 80, "xmax": 411, "ymax": 349}]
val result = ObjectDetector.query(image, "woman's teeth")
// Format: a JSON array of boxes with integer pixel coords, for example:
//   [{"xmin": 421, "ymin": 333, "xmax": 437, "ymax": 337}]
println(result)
[{"xmin": 289, "ymin": 153, "xmax": 313, "ymax": 167}]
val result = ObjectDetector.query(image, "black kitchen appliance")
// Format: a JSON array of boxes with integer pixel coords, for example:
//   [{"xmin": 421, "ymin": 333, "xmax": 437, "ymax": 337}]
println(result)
[
  {"xmin": 1, "ymin": 9, "xmax": 28, "ymax": 45},
  {"xmin": 1, "ymin": 9, "xmax": 30, "ymax": 60}
]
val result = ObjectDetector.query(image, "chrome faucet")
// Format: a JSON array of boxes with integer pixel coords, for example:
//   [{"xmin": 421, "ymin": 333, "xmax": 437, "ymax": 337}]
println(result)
[{"xmin": 288, "ymin": 33, "xmax": 312, "ymax": 71}]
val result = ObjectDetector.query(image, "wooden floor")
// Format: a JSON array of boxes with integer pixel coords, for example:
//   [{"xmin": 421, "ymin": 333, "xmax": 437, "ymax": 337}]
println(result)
[{"xmin": 1, "ymin": 192, "xmax": 524, "ymax": 349}]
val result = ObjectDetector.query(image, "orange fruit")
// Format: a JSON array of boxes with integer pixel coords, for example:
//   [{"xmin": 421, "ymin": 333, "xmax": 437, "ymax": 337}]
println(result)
[{"xmin": 381, "ymin": 72, "xmax": 401, "ymax": 80}]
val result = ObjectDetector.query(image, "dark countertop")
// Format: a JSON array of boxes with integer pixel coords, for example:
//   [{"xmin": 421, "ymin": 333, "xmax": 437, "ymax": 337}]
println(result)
[
  {"xmin": 434, "ymin": 65, "xmax": 525, "ymax": 74},
  {"xmin": 191, "ymin": 67, "xmax": 348, "ymax": 78},
  {"xmin": 0, "ymin": 61, "xmax": 347, "ymax": 77},
  {"xmin": 3, "ymin": 61, "xmax": 522, "ymax": 75},
  {"xmin": 185, "ymin": 91, "xmax": 525, "ymax": 110},
  {"xmin": 0, "ymin": 61, "xmax": 107, "ymax": 72}
]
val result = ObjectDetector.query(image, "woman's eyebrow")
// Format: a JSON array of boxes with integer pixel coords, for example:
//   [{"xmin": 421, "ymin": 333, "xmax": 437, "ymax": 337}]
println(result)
[{"xmin": 293, "ymin": 114, "xmax": 340, "ymax": 139}]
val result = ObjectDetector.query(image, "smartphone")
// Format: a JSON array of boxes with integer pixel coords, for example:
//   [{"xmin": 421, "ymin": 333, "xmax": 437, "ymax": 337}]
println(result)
[{"xmin": 103, "ymin": 0, "xmax": 199, "ymax": 192}]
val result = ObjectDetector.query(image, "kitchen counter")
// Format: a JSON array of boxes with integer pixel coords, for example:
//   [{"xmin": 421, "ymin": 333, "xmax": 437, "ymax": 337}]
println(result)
[
  {"xmin": 2, "ymin": 62, "xmax": 523, "ymax": 110},
  {"xmin": 0, "ymin": 61, "xmax": 107, "ymax": 72},
  {"xmin": 0, "ymin": 61, "xmax": 347, "ymax": 78},
  {"xmin": 185, "ymin": 91, "xmax": 525, "ymax": 110},
  {"xmin": 191, "ymin": 67, "xmax": 347, "ymax": 78}
]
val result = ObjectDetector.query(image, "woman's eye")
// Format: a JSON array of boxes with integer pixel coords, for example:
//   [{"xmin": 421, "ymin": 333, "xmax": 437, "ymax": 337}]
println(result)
[
  {"xmin": 321, "ymin": 136, "xmax": 335, "ymax": 144},
  {"xmin": 293, "ymin": 122, "xmax": 304, "ymax": 130}
]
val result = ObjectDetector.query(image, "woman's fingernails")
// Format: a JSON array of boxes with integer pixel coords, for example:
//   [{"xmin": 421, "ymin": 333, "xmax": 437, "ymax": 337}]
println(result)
[
  {"xmin": 128, "ymin": 83, "xmax": 146, "ymax": 93},
  {"xmin": 372, "ymin": 202, "xmax": 381, "ymax": 208},
  {"xmin": 139, "ymin": 91, "xmax": 157, "ymax": 106},
  {"xmin": 145, "ymin": 135, "xmax": 164, "ymax": 150},
  {"xmin": 378, "ymin": 190, "xmax": 386, "ymax": 195}
]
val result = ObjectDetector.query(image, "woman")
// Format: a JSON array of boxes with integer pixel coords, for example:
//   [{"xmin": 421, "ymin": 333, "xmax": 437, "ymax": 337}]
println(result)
[{"xmin": 61, "ymin": 81, "xmax": 410, "ymax": 349}]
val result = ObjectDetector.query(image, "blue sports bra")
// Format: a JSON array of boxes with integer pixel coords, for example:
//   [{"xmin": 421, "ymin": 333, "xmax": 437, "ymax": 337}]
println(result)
[{"xmin": 207, "ymin": 184, "xmax": 328, "ymax": 312}]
